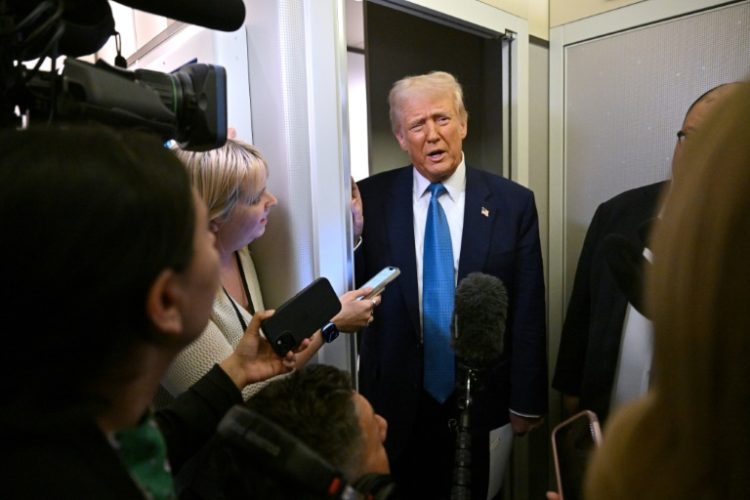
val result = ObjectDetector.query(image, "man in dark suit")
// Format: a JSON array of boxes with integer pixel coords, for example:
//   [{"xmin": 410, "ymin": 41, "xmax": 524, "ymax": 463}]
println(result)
[
  {"xmin": 552, "ymin": 181, "xmax": 664, "ymax": 424},
  {"xmin": 354, "ymin": 71, "xmax": 547, "ymax": 499},
  {"xmin": 552, "ymin": 82, "xmax": 739, "ymax": 425}
]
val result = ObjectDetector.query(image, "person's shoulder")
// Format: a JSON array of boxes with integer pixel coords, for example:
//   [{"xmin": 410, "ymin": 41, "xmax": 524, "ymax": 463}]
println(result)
[
  {"xmin": 587, "ymin": 181, "xmax": 666, "ymax": 235},
  {"xmin": 466, "ymin": 166, "xmax": 533, "ymax": 198},
  {"xmin": 4, "ymin": 423, "xmax": 139, "ymax": 499},
  {"xmin": 357, "ymin": 166, "xmax": 412, "ymax": 197},
  {"xmin": 600, "ymin": 181, "xmax": 666, "ymax": 211}
]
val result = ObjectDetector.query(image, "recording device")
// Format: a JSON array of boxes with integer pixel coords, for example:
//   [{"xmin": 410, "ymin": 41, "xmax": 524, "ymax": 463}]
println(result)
[
  {"xmin": 453, "ymin": 272, "xmax": 508, "ymax": 371},
  {"xmin": 450, "ymin": 272, "xmax": 508, "ymax": 500},
  {"xmin": 218, "ymin": 405, "xmax": 396, "ymax": 500},
  {"xmin": 1, "ymin": 0, "xmax": 231, "ymax": 149},
  {"xmin": 357, "ymin": 266, "xmax": 400, "ymax": 301},
  {"xmin": 116, "ymin": 0, "xmax": 245, "ymax": 33},
  {"xmin": 551, "ymin": 410, "xmax": 603, "ymax": 500},
  {"xmin": 218, "ymin": 405, "xmax": 353, "ymax": 499},
  {"xmin": 261, "ymin": 277, "xmax": 342, "ymax": 357}
]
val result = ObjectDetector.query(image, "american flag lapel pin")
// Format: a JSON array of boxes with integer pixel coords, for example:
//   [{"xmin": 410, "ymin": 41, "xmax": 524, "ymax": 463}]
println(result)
[{"xmin": 481, "ymin": 207, "xmax": 490, "ymax": 217}]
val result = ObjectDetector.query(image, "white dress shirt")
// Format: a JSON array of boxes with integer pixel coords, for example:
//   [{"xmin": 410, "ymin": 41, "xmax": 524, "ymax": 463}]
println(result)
[{"xmin": 610, "ymin": 247, "xmax": 655, "ymax": 411}]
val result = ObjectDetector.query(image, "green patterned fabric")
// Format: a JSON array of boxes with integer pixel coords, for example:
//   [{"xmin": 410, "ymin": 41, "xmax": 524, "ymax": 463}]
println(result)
[{"xmin": 113, "ymin": 414, "xmax": 175, "ymax": 500}]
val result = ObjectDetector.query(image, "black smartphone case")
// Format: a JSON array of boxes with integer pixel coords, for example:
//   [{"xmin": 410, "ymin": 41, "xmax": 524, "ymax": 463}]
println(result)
[{"xmin": 261, "ymin": 277, "xmax": 341, "ymax": 357}]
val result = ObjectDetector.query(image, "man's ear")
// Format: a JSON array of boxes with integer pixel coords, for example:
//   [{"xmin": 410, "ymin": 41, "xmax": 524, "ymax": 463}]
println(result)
[
  {"xmin": 395, "ymin": 128, "xmax": 409, "ymax": 152},
  {"xmin": 146, "ymin": 269, "xmax": 183, "ymax": 340}
]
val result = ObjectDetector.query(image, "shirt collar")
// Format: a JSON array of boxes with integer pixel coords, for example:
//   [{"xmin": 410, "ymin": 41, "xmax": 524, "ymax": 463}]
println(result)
[{"xmin": 413, "ymin": 153, "xmax": 466, "ymax": 201}]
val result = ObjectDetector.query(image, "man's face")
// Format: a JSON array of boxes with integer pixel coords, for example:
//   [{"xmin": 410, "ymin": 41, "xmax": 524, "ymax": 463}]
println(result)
[
  {"xmin": 672, "ymin": 84, "xmax": 737, "ymax": 180},
  {"xmin": 394, "ymin": 91, "xmax": 467, "ymax": 183},
  {"xmin": 353, "ymin": 392, "xmax": 389, "ymax": 476}
]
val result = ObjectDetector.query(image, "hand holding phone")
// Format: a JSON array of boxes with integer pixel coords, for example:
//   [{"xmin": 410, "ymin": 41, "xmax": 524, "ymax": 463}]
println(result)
[
  {"xmin": 261, "ymin": 277, "xmax": 341, "ymax": 357},
  {"xmin": 358, "ymin": 266, "xmax": 400, "ymax": 301},
  {"xmin": 551, "ymin": 410, "xmax": 603, "ymax": 500}
]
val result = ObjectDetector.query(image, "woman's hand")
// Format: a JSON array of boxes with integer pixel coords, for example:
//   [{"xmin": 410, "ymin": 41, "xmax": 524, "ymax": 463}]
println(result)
[
  {"xmin": 331, "ymin": 286, "xmax": 380, "ymax": 333},
  {"xmin": 219, "ymin": 310, "xmax": 295, "ymax": 390}
]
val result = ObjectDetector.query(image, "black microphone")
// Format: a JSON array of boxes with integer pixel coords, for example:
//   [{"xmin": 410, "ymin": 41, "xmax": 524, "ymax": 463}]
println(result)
[
  {"xmin": 115, "ymin": 0, "xmax": 245, "ymax": 31},
  {"xmin": 9, "ymin": 0, "xmax": 245, "ymax": 61},
  {"xmin": 450, "ymin": 272, "xmax": 508, "ymax": 500},
  {"xmin": 452, "ymin": 272, "xmax": 508, "ymax": 370},
  {"xmin": 115, "ymin": 0, "xmax": 246, "ymax": 32}
]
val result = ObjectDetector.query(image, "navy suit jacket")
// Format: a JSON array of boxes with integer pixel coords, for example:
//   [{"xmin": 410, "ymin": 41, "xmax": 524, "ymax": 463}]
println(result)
[
  {"xmin": 356, "ymin": 165, "xmax": 547, "ymax": 459},
  {"xmin": 552, "ymin": 181, "xmax": 665, "ymax": 424}
]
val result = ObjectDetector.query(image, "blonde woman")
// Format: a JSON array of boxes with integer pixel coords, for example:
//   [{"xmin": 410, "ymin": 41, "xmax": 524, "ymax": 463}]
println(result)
[{"xmin": 163, "ymin": 139, "xmax": 377, "ymax": 400}]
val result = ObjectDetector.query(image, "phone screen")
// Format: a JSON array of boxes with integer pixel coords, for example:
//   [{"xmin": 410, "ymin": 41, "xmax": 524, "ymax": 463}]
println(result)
[
  {"xmin": 552, "ymin": 411, "xmax": 602, "ymax": 500},
  {"xmin": 359, "ymin": 266, "xmax": 400, "ymax": 300}
]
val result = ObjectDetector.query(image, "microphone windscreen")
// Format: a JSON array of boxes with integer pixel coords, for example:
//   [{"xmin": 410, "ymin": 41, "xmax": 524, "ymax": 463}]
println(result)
[
  {"xmin": 452, "ymin": 272, "xmax": 508, "ymax": 370},
  {"xmin": 9, "ymin": 0, "xmax": 115, "ymax": 59},
  {"xmin": 115, "ymin": 0, "xmax": 246, "ymax": 32}
]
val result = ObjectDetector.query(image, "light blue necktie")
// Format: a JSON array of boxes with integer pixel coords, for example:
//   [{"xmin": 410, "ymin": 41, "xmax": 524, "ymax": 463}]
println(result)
[{"xmin": 422, "ymin": 182, "xmax": 455, "ymax": 403}]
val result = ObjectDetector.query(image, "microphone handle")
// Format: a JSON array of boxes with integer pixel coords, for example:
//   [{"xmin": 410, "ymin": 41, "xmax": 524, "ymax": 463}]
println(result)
[{"xmin": 451, "ymin": 404, "xmax": 472, "ymax": 500}]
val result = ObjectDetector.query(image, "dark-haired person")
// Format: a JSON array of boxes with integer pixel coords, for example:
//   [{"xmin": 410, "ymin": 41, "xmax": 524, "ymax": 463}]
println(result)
[
  {"xmin": 549, "ymin": 81, "xmax": 750, "ymax": 500},
  {"xmin": 552, "ymin": 82, "xmax": 740, "ymax": 425},
  {"xmin": 0, "ymin": 126, "xmax": 297, "ymax": 499},
  {"xmin": 179, "ymin": 364, "xmax": 394, "ymax": 499}
]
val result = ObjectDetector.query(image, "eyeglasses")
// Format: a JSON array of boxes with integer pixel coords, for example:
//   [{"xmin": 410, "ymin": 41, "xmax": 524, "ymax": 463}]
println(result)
[{"xmin": 676, "ymin": 130, "xmax": 688, "ymax": 144}]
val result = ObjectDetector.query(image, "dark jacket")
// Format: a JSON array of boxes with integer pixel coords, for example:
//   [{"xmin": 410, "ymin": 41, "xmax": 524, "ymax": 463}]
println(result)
[
  {"xmin": 553, "ymin": 181, "xmax": 666, "ymax": 423},
  {"xmin": 3, "ymin": 365, "xmax": 242, "ymax": 499}
]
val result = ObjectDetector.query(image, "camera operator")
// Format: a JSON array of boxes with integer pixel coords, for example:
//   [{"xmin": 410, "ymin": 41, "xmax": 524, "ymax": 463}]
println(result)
[
  {"xmin": 0, "ymin": 126, "xmax": 298, "ymax": 499},
  {"xmin": 178, "ymin": 364, "xmax": 397, "ymax": 500}
]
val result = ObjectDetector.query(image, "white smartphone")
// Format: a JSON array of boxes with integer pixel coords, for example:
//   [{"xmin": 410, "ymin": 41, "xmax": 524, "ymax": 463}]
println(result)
[
  {"xmin": 358, "ymin": 266, "xmax": 401, "ymax": 300},
  {"xmin": 551, "ymin": 410, "xmax": 603, "ymax": 500}
]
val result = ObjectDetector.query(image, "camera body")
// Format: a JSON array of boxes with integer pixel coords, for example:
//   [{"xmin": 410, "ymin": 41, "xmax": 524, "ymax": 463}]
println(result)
[
  {"xmin": 0, "ymin": 0, "xmax": 227, "ymax": 150},
  {"xmin": 218, "ymin": 406, "xmax": 397, "ymax": 500}
]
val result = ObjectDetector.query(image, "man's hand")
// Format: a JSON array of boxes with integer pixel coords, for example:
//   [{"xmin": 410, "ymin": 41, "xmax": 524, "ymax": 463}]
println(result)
[
  {"xmin": 331, "ymin": 287, "xmax": 379, "ymax": 333},
  {"xmin": 351, "ymin": 177, "xmax": 364, "ymax": 243},
  {"xmin": 219, "ymin": 310, "xmax": 295, "ymax": 390},
  {"xmin": 509, "ymin": 413, "xmax": 544, "ymax": 435},
  {"xmin": 562, "ymin": 394, "xmax": 580, "ymax": 418}
]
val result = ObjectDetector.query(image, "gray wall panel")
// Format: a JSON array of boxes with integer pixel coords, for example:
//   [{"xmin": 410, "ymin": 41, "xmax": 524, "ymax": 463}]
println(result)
[{"xmin": 563, "ymin": 1, "xmax": 750, "ymax": 300}]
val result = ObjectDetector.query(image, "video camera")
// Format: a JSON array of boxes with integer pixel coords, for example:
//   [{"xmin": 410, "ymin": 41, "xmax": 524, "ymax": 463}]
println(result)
[
  {"xmin": 217, "ymin": 406, "xmax": 397, "ymax": 500},
  {"xmin": 0, "ymin": 0, "xmax": 244, "ymax": 150}
]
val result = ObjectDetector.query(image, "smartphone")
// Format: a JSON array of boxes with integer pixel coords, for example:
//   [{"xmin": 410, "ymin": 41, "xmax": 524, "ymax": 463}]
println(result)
[
  {"xmin": 261, "ymin": 277, "xmax": 342, "ymax": 357},
  {"xmin": 551, "ymin": 410, "xmax": 603, "ymax": 500},
  {"xmin": 358, "ymin": 266, "xmax": 401, "ymax": 301}
]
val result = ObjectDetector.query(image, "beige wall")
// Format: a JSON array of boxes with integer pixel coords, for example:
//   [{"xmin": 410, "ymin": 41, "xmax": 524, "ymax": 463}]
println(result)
[
  {"xmin": 479, "ymin": 0, "xmax": 549, "ymax": 39},
  {"xmin": 550, "ymin": 0, "xmax": 646, "ymax": 27}
]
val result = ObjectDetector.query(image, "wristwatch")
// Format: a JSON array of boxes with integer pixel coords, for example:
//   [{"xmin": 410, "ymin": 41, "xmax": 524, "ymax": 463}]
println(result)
[{"xmin": 321, "ymin": 322, "xmax": 340, "ymax": 343}]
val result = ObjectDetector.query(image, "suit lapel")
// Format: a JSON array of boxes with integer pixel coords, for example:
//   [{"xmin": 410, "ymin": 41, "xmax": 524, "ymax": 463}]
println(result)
[
  {"xmin": 385, "ymin": 168, "xmax": 422, "ymax": 336},
  {"xmin": 458, "ymin": 167, "xmax": 494, "ymax": 282}
]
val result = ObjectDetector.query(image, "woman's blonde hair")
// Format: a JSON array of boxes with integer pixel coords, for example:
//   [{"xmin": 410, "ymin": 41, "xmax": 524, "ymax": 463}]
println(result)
[
  {"xmin": 585, "ymin": 82, "xmax": 750, "ymax": 499},
  {"xmin": 388, "ymin": 71, "xmax": 468, "ymax": 135},
  {"xmin": 173, "ymin": 138, "xmax": 268, "ymax": 222}
]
